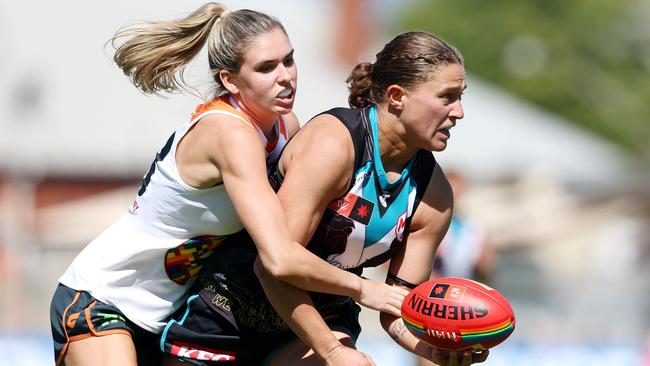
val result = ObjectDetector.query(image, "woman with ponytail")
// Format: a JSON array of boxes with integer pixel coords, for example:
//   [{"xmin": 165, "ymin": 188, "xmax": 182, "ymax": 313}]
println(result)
[
  {"xmin": 166, "ymin": 31, "xmax": 489, "ymax": 366},
  {"xmin": 49, "ymin": 3, "xmax": 404, "ymax": 365}
]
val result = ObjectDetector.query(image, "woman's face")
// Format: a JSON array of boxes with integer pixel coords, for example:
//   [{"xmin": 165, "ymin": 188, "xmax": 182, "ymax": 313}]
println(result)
[
  {"xmin": 399, "ymin": 63, "xmax": 466, "ymax": 152},
  {"xmin": 231, "ymin": 27, "xmax": 297, "ymax": 124}
]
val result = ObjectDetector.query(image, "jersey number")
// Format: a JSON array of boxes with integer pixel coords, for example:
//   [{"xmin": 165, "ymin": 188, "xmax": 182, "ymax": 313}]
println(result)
[{"xmin": 138, "ymin": 133, "xmax": 176, "ymax": 196}]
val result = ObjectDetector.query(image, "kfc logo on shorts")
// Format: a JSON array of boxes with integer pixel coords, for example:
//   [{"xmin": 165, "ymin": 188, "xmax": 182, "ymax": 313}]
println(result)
[{"xmin": 170, "ymin": 342, "xmax": 236, "ymax": 361}]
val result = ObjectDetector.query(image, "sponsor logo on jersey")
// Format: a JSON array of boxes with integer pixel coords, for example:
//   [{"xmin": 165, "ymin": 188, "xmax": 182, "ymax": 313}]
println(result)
[
  {"xmin": 395, "ymin": 211, "xmax": 407, "ymax": 241},
  {"xmin": 129, "ymin": 200, "xmax": 140, "ymax": 214},
  {"xmin": 328, "ymin": 192, "xmax": 374, "ymax": 225},
  {"xmin": 66, "ymin": 312, "xmax": 80, "ymax": 329},
  {"xmin": 378, "ymin": 193, "xmax": 389, "ymax": 208}
]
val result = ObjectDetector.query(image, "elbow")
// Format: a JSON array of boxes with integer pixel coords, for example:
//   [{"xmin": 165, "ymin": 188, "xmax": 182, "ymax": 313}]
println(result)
[
  {"xmin": 256, "ymin": 240, "xmax": 309, "ymax": 280},
  {"xmin": 253, "ymin": 257, "xmax": 267, "ymax": 280},
  {"xmin": 255, "ymin": 252, "xmax": 294, "ymax": 280}
]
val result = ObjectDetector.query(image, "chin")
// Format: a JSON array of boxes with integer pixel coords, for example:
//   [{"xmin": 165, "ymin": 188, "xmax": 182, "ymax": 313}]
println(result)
[
  {"xmin": 279, "ymin": 106, "xmax": 294, "ymax": 115},
  {"xmin": 273, "ymin": 104, "xmax": 294, "ymax": 115},
  {"xmin": 430, "ymin": 141, "xmax": 448, "ymax": 152}
]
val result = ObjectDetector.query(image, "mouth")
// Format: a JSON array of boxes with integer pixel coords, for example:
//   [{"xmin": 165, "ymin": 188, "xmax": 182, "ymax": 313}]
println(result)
[
  {"xmin": 277, "ymin": 87, "xmax": 293, "ymax": 99},
  {"xmin": 275, "ymin": 87, "xmax": 295, "ymax": 109},
  {"xmin": 438, "ymin": 128, "xmax": 451, "ymax": 138}
]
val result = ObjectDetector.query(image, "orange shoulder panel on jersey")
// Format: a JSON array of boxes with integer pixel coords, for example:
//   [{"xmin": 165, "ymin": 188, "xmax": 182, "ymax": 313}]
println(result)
[{"xmin": 190, "ymin": 96, "xmax": 254, "ymax": 128}]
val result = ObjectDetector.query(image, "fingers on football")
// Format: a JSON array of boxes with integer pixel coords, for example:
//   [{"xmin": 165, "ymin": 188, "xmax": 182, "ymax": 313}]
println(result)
[
  {"xmin": 397, "ymin": 287, "xmax": 410, "ymax": 296},
  {"xmin": 473, "ymin": 350, "xmax": 489, "ymax": 363},
  {"xmin": 455, "ymin": 350, "xmax": 488, "ymax": 366}
]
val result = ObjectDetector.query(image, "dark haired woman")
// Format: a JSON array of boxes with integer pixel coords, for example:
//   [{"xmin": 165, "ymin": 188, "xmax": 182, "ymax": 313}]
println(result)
[{"xmin": 164, "ymin": 31, "xmax": 487, "ymax": 366}]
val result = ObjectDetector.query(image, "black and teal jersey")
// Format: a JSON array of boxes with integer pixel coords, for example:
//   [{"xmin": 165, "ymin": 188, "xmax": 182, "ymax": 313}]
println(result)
[{"xmin": 271, "ymin": 106, "xmax": 436, "ymax": 272}]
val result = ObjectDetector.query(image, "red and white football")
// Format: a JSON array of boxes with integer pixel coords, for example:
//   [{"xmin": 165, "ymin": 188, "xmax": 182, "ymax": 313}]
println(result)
[{"xmin": 401, "ymin": 277, "xmax": 515, "ymax": 351}]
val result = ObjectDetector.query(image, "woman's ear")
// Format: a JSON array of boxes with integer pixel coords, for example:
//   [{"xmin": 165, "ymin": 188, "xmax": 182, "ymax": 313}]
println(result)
[
  {"xmin": 219, "ymin": 70, "xmax": 239, "ymax": 94},
  {"xmin": 386, "ymin": 84, "xmax": 406, "ymax": 111}
]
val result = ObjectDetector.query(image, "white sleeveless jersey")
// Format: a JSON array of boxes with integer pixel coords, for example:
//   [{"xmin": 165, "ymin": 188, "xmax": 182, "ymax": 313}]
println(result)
[{"xmin": 59, "ymin": 96, "xmax": 290, "ymax": 333}]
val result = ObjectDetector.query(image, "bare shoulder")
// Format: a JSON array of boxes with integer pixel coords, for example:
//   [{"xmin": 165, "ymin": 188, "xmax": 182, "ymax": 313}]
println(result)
[
  {"xmin": 189, "ymin": 113, "xmax": 263, "ymax": 161},
  {"xmin": 283, "ymin": 112, "xmax": 354, "ymax": 164},
  {"xmin": 175, "ymin": 112, "xmax": 264, "ymax": 187},
  {"xmin": 279, "ymin": 112, "xmax": 356, "ymax": 197}
]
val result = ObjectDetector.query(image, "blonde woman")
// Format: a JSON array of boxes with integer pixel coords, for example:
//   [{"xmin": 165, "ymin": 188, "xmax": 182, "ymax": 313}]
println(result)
[{"xmin": 49, "ymin": 3, "xmax": 405, "ymax": 366}]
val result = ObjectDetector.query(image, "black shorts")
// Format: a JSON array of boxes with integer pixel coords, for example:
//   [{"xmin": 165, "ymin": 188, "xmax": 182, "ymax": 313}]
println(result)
[
  {"xmin": 161, "ymin": 233, "xmax": 362, "ymax": 365},
  {"xmin": 50, "ymin": 283, "xmax": 162, "ymax": 366}
]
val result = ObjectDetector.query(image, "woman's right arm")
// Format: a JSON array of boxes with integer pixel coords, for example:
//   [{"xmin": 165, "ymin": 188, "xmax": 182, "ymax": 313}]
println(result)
[{"xmin": 199, "ymin": 114, "xmax": 404, "ymax": 312}]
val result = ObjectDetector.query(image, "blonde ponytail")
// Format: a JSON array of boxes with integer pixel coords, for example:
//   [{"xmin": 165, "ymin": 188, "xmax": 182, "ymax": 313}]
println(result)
[
  {"xmin": 111, "ymin": 3, "xmax": 229, "ymax": 95},
  {"xmin": 110, "ymin": 3, "xmax": 286, "ymax": 97}
]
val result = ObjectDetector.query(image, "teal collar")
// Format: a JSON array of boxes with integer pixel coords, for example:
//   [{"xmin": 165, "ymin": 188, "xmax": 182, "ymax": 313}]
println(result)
[{"xmin": 368, "ymin": 106, "xmax": 416, "ymax": 191}]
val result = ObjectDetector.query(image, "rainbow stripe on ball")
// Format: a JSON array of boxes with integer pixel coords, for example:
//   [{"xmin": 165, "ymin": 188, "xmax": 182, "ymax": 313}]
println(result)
[{"xmin": 402, "ymin": 313, "xmax": 514, "ymax": 349}]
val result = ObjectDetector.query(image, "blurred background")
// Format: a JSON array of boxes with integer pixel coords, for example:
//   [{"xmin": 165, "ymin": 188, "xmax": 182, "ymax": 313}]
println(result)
[{"xmin": 1, "ymin": 0, "xmax": 649, "ymax": 364}]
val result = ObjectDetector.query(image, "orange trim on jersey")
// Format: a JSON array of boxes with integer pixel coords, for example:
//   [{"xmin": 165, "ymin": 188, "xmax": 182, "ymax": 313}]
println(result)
[
  {"xmin": 265, "ymin": 139, "xmax": 278, "ymax": 153},
  {"xmin": 56, "ymin": 291, "xmax": 81, "ymax": 366},
  {"xmin": 279, "ymin": 115, "xmax": 288, "ymax": 139},
  {"xmin": 191, "ymin": 96, "xmax": 254, "ymax": 128},
  {"xmin": 265, "ymin": 115, "xmax": 287, "ymax": 153}
]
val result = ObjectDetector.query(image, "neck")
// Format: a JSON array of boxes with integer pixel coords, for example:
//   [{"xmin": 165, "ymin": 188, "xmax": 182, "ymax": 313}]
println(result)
[
  {"xmin": 375, "ymin": 105, "xmax": 418, "ymax": 173},
  {"xmin": 231, "ymin": 95, "xmax": 277, "ymax": 138}
]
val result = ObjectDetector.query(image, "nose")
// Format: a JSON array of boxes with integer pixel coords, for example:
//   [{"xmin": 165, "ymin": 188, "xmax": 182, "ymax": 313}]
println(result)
[
  {"xmin": 450, "ymin": 100, "xmax": 464, "ymax": 120},
  {"xmin": 277, "ymin": 64, "xmax": 292, "ymax": 83}
]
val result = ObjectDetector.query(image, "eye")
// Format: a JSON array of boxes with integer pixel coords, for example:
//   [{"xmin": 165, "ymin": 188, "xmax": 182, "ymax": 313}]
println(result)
[
  {"xmin": 442, "ymin": 91, "xmax": 463, "ymax": 103},
  {"xmin": 283, "ymin": 56, "xmax": 295, "ymax": 67},
  {"xmin": 257, "ymin": 63, "xmax": 276, "ymax": 73},
  {"xmin": 441, "ymin": 93, "xmax": 456, "ymax": 103}
]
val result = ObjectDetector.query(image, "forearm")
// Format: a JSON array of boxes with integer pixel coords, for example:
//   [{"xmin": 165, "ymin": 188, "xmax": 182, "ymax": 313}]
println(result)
[
  {"xmin": 381, "ymin": 312, "xmax": 438, "ymax": 362},
  {"xmin": 258, "ymin": 240, "xmax": 363, "ymax": 300},
  {"xmin": 254, "ymin": 259, "xmax": 342, "ymax": 360}
]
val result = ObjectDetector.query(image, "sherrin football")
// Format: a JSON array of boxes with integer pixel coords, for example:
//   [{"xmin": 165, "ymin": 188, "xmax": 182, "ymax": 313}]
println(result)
[{"xmin": 401, "ymin": 277, "xmax": 515, "ymax": 351}]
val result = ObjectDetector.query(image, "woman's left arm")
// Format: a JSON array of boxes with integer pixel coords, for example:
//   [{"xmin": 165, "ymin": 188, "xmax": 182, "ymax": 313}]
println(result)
[{"xmin": 380, "ymin": 165, "xmax": 489, "ymax": 366}]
